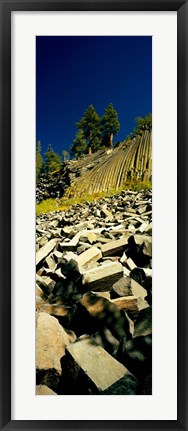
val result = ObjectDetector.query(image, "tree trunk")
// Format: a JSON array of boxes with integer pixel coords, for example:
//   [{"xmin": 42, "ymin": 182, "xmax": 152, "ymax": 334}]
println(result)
[
  {"xmin": 89, "ymin": 130, "xmax": 92, "ymax": 154},
  {"xmin": 110, "ymin": 132, "xmax": 113, "ymax": 148}
]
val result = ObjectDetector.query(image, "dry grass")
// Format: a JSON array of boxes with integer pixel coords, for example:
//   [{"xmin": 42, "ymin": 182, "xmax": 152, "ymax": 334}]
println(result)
[{"xmin": 36, "ymin": 181, "xmax": 152, "ymax": 215}]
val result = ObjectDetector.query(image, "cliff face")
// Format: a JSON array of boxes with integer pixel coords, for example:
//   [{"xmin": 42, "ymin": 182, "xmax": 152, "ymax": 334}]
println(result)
[{"xmin": 36, "ymin": 130, "xmax": 152, "ymax": 203}]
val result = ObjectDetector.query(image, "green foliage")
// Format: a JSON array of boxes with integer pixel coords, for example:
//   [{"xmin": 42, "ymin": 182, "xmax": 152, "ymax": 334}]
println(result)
[
  {"xmin": 124, "ymin": 114, "xmax": 152, "ymax": 141},
  {"xmin": 36, "ymin": 140, "xmax": 43, "ymax": 182},
  {"xmin": 76, "ymin": 105, "xmax": 101, "ymax": 153},
  {"xmin": 71, "ymin": 103, "xmax": 121, "ymax": 156},
  {"xmin": 101, "ymin": 103, "xmax": 120, "ymax": 147},
  {"xmin": 125, "ymin": 180, "xmax": 152, "ymax": 192},
  {"xmin": 62, "ymin": 150, "xmax": 70, "ymax": 162},
  {"xmin": 70, "ymin": 129, "xmax": 87, "ymax": 158},
  {"xmin": 44, "ymin": 144, "xmax": 62, "ymax": 173},
  {"xmin": 36, "ymin": 198, "xmax": 60, "ymax": 215},
  {"xmin": 134, "ymin": 113, "xmax": 152, "ymax": 135},
  {"xmin": 36, "ymin": 181, "xmax": 152, "ymax": 215}
]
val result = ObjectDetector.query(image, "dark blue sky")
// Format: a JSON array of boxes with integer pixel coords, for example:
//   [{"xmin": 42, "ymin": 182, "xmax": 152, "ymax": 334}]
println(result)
[{"xmin": 36, "ymin": 36, "xmax": 152, "ymax": 156}]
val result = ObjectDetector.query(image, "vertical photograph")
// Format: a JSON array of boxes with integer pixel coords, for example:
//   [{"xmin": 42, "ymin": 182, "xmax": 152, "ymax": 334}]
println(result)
[{"xmin": 36, "ymin": 36, "xmax": 152, "ymax": 395}]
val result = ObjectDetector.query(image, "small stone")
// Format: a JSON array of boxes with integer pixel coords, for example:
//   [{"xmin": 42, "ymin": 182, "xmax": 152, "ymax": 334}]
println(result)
[
  {"xmin": 137, "ymin": 205, "xmax": 147, "ymax": 214},
  {"xmin": 37, "ymin": 235, "xmax": 48, "ymax": 248},
  {"xmin": 36, "ymin": 283, "xmax": 47, "ymax": 300},
  {"xmin": 36, "ymin": 296, "xmax": 45, "ymax": 309},
  {"xmin": 76, "ymin": 246, "xmax": 102, "ymax": 270},
  {"xmin": 91, "ymin": 291, "xmax": 111, "ymax": 300},
  {"xmin": 77, "ymin": 243, "xmax": 91, "ymax": 254},
  {"xmin": 134, "ymin": 235, "xmax": 152, "ymax": 257},
  {"xmin": 36, "ymin": 274, "xmax": 52, "ymax": 296},
  {"xmin": 59, "ymin": 232, "xmax": 80, "ymax": 251},
  {"xmin": 123, "ymin": 266, "xmax": 130, "ymax": 277},
  {"xmin": 137, "ymin": 221, "xmax": 149, "ymax": 233},
  {"xmin": 144, "ymin": 222, "xmax": 152, "ymax": 235},
  {"xmin": 45, "ymin": 254, "xmax": 56, "ymax": 271},
  {"xmin": 141, "ymin": 210, "xmax": 152, "ymax": 217},
  {"xmin": 131, "ymin": 279, "xmax": 147, "ymax": 300},
  {"xmin": 101, "ymin": 207, "xmax": 114, "ymax": 221},
  {"xmin": 53, "ymin": 250, "xmax": 64, "ymax": 263},
  {"xmin": 111, "ymin": 276, "xmax": 132, "ymax": 297},
  {"xmin": 62, "ymin": 226, "xmax": 76, "ymax": 237},
  {"xmin": 133, "ymin": 307, "xmax": 152, "ymax": 338},
  {"xmin": 95, "ymin": 209, "xmax": 101, "ymax": 217},
  {"xmin": 102, "ymin": 256, "xmax": 120, "ymax": 262},
  {"xmin": 128, "ymin": 224, "xmax": 136, "ymax": 233},
  {"xmin": 49, "ymin": 219, "xmax": 59, "ymax": 228},
  {"xmin": 126, "ymin": 258, "xmax": 137, "ymax": 270},
  {"xmin": 120, "ymin": 252, "xmax": 128, "ymax": 264},
  {"xmin": 111, "ymin": 295, "xmax": 148, "ymax": 321},
  {"xmin": 143, "ymin": 268, "xmax": 152, "ymax": 277},
  {"xmin": 87, "ymin": 232, "xmax": 98, "ymax": 244}
]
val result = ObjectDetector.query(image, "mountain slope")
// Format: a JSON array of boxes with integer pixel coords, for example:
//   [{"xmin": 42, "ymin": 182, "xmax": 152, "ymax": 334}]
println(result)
[{"xmin": 36, "ymin": 130, "xmax": 152, "ymax": 203}]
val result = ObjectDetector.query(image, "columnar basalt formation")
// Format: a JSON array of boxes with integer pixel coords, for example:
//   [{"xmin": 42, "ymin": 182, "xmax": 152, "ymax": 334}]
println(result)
[
  {"xmin": 36, "ymin": 130, "xmax": 152, "ymax": 202},
  {"xmin": 65, "ymin": 130, "xmax": 152, "ymax": 197}
]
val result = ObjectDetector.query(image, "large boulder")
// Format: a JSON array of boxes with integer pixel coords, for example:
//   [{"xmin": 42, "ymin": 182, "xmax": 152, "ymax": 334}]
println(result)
[{"xmin": 36, "ymin": 312, "xmax": 76, "ymax": 390}]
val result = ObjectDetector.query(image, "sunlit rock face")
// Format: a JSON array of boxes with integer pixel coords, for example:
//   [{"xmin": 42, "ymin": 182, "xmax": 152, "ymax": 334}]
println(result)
[
  {"xmin": 36, "ymin": 130, "xmax": 152, "ymax": 202},
  {"xmin": 66, "ymin": 130, "xmax": 152, "ymax": 197}
]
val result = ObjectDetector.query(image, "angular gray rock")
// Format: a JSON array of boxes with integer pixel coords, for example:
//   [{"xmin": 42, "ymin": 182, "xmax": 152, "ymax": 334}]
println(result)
[
  {"xmin": 82, "ymin": 261, "xmax": 123, "ymax": 291},
  {"xmin": 36, "ymin": 312, "xmax": 76, "ymax": 390},
  {"xmin": 36, "ymin": 188, "xmax": 152, "ymax": 395},
  {"xmin": 100, "ymin": 236, "xmax": 130, "ymax": 257},
  {"xmin": 36, "ymin": 385, "xmax": 57, "ymax": 395},
  {"xmin": 36, "ymin": 239, "xmax": 58, "ymax": 267},
  {"xmin": 66, "ymin": 336, "xmax": 128, "ymax": 393}
]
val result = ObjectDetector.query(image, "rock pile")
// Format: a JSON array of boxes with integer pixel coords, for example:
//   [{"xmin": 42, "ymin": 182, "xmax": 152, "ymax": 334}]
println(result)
[{"xmin": 36, "ymin": 189, "xmax": 152, "ymax": 395}]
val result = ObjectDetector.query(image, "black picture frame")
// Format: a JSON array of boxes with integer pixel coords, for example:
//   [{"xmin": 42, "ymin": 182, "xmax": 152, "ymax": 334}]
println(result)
[{"xmin": 0, "ymin": 0, "xmax": 187, "ymax": 430}]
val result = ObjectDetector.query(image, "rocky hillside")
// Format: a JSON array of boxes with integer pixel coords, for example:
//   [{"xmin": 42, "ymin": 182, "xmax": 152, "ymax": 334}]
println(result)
[
  {"xmin": 36, "ymin": 188, "xmax": 152, "ymax": 395},
  {"xmin": 36, "ymin": 130, "xmax": 152, "ymax": 203}
]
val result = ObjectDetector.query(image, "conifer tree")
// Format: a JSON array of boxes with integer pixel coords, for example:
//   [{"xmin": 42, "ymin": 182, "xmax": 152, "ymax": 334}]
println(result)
[
  {"xmin": 44, "ymin": 145, "xmax": 61, "ymax": 173},
  {"xmin": 36, "ymin": 140, "xmax": 43, "ymax": 182},
  {"xmin": 70, "ymin": 129, "xmax": 87, "ymax": 158},
  {"xmin": 101, "ymin": 103, "xmax": 120, "ymax": 148},
  {"xmin": 76, "ymin": 105, "xmax": 101, "ymax": 154}
]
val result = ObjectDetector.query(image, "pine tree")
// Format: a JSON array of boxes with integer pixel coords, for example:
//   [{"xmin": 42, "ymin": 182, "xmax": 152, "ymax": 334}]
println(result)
[
  {"xmin": 101, "ymin": 103, "xmax": 120, "ymax": 148},
  {"xmin": 70, "ymin": 129, "xmax": 87, "ymax": 158},
  {"xmin": 36, "ymin": 140, "xmax": 43, "ymax": 182},
  {"xmin": 44, "ymin": 145, "xmax": 62, "ymax": 173},
  {"xmin": 76, "ymin": 105, "xmax": 101, "ymax": 154}
]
